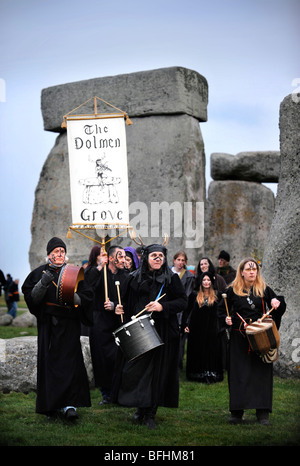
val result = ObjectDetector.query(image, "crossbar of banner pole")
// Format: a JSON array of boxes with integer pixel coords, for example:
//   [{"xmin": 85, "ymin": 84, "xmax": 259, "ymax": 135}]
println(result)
[
  {"xmin": 61, "ymin": 96, "xmax": 132, "ymax": 128},
  {"xmin": 66, "ymin": 224, "xmax": 134, "ymax": 245},
  {"xmin": 65, "ymin": 113, "xmax": 125, "ymax": 121},
  {"xmin": 68, "ymin": 223, "xmax": 133, "ymax": 229}
]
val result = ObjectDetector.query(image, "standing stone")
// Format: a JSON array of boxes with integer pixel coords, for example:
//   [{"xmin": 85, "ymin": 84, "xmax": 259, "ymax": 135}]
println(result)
[
  {"xmin": 29, "ymin": 67, "xmax": 208, "ymax": 269},
  {"xmin": 262, "ymin": 94, "xmax": 300, "ymax": 378},
  {"xmin": 205, "ymin": 180, "xmax": 275, "ymax": 268}
]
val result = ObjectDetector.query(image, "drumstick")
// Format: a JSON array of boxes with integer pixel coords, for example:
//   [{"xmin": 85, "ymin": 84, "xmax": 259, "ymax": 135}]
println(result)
[
  {"xmin": 222, "ymin": 293, "xmax": 230, "ymax": 317},
  {"xmin": 260, "ymin": 307, "xmax": 274, "ymax": 321},
  {"xmin": 236, "ymin": 312, "xmax": 248, "ymax": 328},
  {"xmin": 42, "ymin": 270, "xmax": 58, "ymax": 288},
  {"xmin": 115, "ymin": 281, "xmax": 123, "ymax": 323},
  {"xmin": 132, "ymin": 293, "xmax": 166, "ymax": 320}
]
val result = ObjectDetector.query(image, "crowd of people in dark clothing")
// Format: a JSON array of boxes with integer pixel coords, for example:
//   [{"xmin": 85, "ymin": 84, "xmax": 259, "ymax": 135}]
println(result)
[{"xmin": 20, "ymin": 237, "xmax": 286, "ymax": 428}]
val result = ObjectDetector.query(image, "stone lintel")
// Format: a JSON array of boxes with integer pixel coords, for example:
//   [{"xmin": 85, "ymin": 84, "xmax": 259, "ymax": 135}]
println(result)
[{"xmin": 210, "ymin": 151, "xmax": 280, "ymax": 182}]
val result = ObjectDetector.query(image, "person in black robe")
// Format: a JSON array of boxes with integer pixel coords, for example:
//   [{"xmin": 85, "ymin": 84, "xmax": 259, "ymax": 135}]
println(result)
[
  {"xmin": 112, "ymin": 243, "xmax": 187, "ymax": 429},
  {"xmin": 87, "ymin": 245, "xmax": 129, "ymax": 404},
  {"xmin": 195, "ymin": 256, "xmax": 227, "ymax": 293},
  {"xmin": 171, "ymin": 250, "xmax": 195, "ymax": 369},
  {"xmin": 183, "ymin": 271, "xmax": 223, "ymax": 384},
  {"xmin": 21, "ymin": 237, "xmax": 94, "ymax": 420},
  {"xmin": 216, "ymin": 250, "xmax": 236, "ymax": 285},
  {"xmin": 217, "ymin": 257, "xmax": 286, "ymax": 425}
]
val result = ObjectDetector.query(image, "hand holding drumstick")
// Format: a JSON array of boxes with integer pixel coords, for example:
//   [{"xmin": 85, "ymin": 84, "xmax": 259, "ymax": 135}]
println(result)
[
  {"xmin": 115, "ymin": 281, "xmax": 123, "ymax": 323},
  {"xmin": 132, "ymin": 294, "xmax": 166, "ymax": 320},
  {"xmin": 144, "ymin": 300, "xmax": 163, "ymax": 313},
  {"xmin": 222, "ymin": 293, "xmax": 232, "ymax": 326},
  {"xmin": 115, "ymin": 303, "xmax": 124, "ymax": 317}
]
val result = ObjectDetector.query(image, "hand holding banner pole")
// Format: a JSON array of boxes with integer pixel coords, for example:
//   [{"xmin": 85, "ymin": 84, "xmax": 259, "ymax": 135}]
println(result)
[{"xmin": 101, "ymin": 236, "xmax": 109, "ymax": 303}]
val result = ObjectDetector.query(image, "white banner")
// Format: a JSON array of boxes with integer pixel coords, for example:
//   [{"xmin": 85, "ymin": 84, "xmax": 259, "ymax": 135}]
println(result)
[{"xmin": 66, "ymin": 116, "xmax": 129, "ymax": 226}]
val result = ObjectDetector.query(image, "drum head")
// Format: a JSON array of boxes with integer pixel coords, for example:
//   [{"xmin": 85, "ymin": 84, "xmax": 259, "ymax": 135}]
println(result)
[{"xmin": 246, "ymin": 321, "xmax": 272, "ymax": 335}]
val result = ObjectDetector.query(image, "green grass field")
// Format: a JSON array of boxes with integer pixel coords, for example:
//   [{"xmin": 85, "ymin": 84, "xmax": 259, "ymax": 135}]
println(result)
[
  {"xmin": 0, "ymin": 296, "xmax": 299, "ymax": 447},
  {"xmin": 0, "ymin": 375, "xmax": 299, "ymax": 447}
]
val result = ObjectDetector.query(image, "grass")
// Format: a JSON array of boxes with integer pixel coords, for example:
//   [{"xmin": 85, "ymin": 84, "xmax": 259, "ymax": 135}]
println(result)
[
  {"xmin": 0, "ymin": 376, "xmax": 299, "ymax": 447},
  {"xmin": 0, "ymin": 296, "xmax": 299, "ymax": 447}
]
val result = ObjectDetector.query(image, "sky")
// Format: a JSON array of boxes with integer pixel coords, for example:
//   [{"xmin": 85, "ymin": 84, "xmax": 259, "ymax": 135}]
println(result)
[{"xmin": 0, "ymin": 0, "xmax": 299, "ymax": 287}]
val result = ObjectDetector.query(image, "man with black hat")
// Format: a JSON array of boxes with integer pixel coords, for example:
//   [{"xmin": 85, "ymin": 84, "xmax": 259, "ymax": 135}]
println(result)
[
  {"xmin": 22, "ymin": 237, "xmax": 94, "ymax": 421},
  {"xmin": 216, "ymin": 250, "xmax": 236, "ymax": 285}
]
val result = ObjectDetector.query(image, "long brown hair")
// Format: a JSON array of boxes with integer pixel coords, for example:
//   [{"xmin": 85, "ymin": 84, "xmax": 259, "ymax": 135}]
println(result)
[
  {"xmin": 196, "ymin": 273, "xmax": 218, "ymax": 307},
  {"xmin": 232, "ymin": 257, "xmax": 266, "ymax": 297}
]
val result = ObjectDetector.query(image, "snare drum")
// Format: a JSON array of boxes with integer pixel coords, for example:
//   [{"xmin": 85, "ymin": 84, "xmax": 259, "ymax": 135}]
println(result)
[
  {"xmin": 246, "ymin": 318, "xmax": 280, "ymax": 355},
  {"xmin": 56, "ymin": 264, "xmax": 84, "ymax": 306},
  {"xmin": 113, "ymin": 314, "xmax": 164, "ymax": 361}
]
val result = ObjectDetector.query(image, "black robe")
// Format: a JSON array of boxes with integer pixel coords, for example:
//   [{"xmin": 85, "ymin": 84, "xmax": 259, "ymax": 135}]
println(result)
[
  {"xmin": 111, "ymin": 271, "xmax": 187, "ymax": 409},
  {"xmin": 217, "ymin": 285, "xmax": 286, "ymax": 412},
  {"xmin": 184, "ymin": 291, "xmax": 223, "ymax": 383},
  {"xmin": 22, "ymin": 263, "xmax": 94, "ymax": 415},
  {"xmin": 86, "ymin": 266, "xmax": 129, "ymax": 391}
]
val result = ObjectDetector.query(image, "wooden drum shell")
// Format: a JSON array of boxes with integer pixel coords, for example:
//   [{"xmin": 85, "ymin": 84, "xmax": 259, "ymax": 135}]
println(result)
[
  {"xmin": 56, "ymin": 264, "xmax": 84, "ymax": 306},
  {"xmin": 246, "ymin": 318, "xmax": 280, "ymax": 355}
]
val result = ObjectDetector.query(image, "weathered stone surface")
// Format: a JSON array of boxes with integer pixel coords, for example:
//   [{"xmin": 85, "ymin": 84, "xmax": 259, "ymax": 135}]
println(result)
[
  {"xmin": 0, "ymin": 336, "xmax": 94, "ymax": 392},
  {"xmin": 41, "ymin": 67, "xmax": 208, "ymax": 132},
  {"xmin": 0, "ymin": 314, "xmax": 13, "ymax": 326},
  {"xmin": 205, "ymin": 180, "xmax": 275, "ymax": 268},
  {"xmin": 262, "ymin": 94, "xmax": 300, "ymax": 378},
  {"xmin": 11, "ymin": 311, "xmax": 37, "ymax": 327},
  {"xmin": 0, "ymin": 337, "xmax": 37, "ymax": 392},
  {"xmin": 211, "ymin": 151, "xmax": 281, "ymax": 182}
]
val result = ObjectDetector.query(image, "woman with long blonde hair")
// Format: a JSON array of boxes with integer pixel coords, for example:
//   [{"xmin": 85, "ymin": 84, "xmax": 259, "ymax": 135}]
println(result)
[
  {"xmin": 183, "ymin": 272, "xmax": 223, "ymax": 384},
  {"xmin": 218, "ymin": 257, "xmax": 286, "ymax": 426},
  {"xmin": 232, "ymin": 257, "xmax": 266, "ymax": 297}
]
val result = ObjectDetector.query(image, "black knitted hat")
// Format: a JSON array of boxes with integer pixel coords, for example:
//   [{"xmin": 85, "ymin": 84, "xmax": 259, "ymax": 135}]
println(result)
[{"xmin": 46, "ymin": 237, "xmax": 67, "ymax": 255}]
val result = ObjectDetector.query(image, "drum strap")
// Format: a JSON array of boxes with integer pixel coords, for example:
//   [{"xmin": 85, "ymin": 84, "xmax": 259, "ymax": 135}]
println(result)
[
  {"xmin": 233, "ymin": 328, "xmax": 252, "ymax": 354},
  {"xmin": 179, "ymin": 269, "xmax": 186, "ymax": 279},
  {"xmin": 155, "ymin": 284, "xmax": 164, "ymax": 301},
  {"xmin": 46, "ymin": 302, "xmax": 72, "ymax": 310}
]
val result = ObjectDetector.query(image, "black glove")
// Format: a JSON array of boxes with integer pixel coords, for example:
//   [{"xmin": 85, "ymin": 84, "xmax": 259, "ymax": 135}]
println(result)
[{"xmin": 41, "ymin": 270, "xmax": 55, "ymax": 287}]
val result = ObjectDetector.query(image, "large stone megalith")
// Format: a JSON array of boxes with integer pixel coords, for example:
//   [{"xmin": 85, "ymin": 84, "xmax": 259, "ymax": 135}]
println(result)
[
  {"xmin": 205, "ymin": 151, "xmax": 277, "ymax": 268},
  {"xmin": 205, "ymin": 179, "xmax": 275, "ymax": 267},
  {"xmin": 262, "ymin": 94, "xmax": 300, "ymax": 378},
  {"xmin": 29, "ymin": 67, "xmax": 208, "ymax": 269}
]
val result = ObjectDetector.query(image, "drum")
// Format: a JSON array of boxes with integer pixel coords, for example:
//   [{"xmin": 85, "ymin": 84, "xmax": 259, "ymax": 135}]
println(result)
[
  {"xmin": 113, "ymin": 314, "xmax": 164, "ymax": 361},
  {"xmin": 246, "ymin": 318, "xmax": 280, "ymax": 355},
  {"xmin": 56, "ymin": 264, "xmax": 84, "ymax": 306}
]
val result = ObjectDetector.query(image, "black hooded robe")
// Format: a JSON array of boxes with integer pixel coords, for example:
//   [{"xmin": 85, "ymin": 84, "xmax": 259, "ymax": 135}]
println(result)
[
  {"xmin": 217, "ymin": 285, "xmax": 286, "ymax": 413},
  {"xmin": 184, "ymin": 291, "xmax": 224, "ymax": 383},
  {"xmin": 22, "ymin": 264, "xmax": 93, "ymax": 415},
  {"xmin": 111, "ymin": 271, "xmax": 187, "ymax": 409}
]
